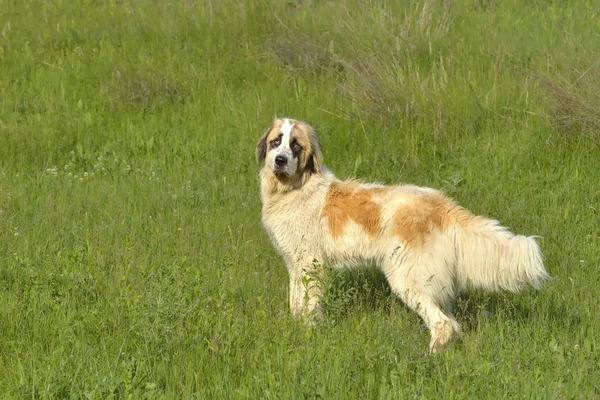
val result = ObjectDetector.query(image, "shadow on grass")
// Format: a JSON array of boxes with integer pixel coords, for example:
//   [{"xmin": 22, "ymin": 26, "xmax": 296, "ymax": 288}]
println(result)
[
  {"xmin": 320, "ymin": 267, "xmax": 571, "ymax": 331},
  {"xmin": 320, "ymin": 266, "xmax": 397, "ymax": 322}
]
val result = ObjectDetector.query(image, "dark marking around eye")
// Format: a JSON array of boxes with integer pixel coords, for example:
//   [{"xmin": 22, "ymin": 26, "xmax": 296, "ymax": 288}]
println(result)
[
  {"xmin": 291, "ymin": 139, "xmax": 302, "ymax": 153},
  {"xmin": 269, "ymin": 135, "xmax": 282, "ymax": 149}
]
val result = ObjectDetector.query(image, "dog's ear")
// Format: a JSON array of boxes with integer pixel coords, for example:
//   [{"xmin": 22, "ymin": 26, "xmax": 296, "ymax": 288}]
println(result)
[
  {"xmin": 256, "ymin": 128, "xmax": 271, "ymax": 163},
  {"xmin": 307, "ymin": 128, "xmax": 322, "ymax": 174}
]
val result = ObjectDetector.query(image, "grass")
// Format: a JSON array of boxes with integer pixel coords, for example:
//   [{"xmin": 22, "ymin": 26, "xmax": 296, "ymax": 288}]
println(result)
[{"xmin": 1, "ymin": 0, "xmax": 599, "ymax": 397}]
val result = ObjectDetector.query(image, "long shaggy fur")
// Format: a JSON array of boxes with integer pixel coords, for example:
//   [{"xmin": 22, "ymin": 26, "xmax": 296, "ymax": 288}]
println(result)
[{"xmin": 257, "ymin": 118, "xmax": 549, "ymax": 353}]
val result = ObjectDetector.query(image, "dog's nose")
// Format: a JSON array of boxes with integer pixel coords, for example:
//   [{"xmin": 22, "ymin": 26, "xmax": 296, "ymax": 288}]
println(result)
[{"xmin": 275, "ymin": 155, "xmax": 288, "ymax": 166}]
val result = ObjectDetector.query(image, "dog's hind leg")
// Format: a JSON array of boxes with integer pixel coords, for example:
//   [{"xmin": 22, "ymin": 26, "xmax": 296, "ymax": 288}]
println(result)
[
  {"xmin": 390, "ymin": 279, "xmax": 460, "ymax": 353},
  {"xmin": 384, "ymin": 254, "xmax": 461, "ymax": 353}
]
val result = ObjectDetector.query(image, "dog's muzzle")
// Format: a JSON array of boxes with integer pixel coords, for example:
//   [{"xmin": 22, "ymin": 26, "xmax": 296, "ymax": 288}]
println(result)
[{"xmin": 274, "ymin": 155, "xmax": 289, "ymax": 175}]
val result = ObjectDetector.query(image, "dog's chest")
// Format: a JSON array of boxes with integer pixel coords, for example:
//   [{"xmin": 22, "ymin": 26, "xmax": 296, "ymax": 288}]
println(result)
[{"xmin": 262, "ymin": 192, "xmax": 324, "ymax": 257}]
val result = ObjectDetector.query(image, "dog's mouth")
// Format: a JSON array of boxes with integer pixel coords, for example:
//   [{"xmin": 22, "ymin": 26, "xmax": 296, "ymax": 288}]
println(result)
[{"xmin": 273, "ymin": 167, "xmax": 290, "ymax": 177}]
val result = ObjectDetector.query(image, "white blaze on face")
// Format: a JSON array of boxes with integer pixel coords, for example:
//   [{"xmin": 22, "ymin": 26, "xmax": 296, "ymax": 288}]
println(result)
[
  {"xmin": 270, "ymin": 118, "xmax": 299, "ymax": 176},
  {"xmin": 280, "ymin": 119, "xmax": 294, "ymax": 145}
]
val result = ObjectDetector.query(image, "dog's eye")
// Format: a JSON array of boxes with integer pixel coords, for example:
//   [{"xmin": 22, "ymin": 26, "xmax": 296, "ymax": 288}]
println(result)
[
  {"xmin": 291, "ymin": 140, "xmax": 302, "ymax": 152},
  {"xmin": 270, "ymin": 137, "xmax": 281, "ymax": 149}
]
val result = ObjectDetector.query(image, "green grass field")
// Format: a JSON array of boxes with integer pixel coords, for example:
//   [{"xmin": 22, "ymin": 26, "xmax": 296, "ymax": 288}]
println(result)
[{"xmin": 1, "ymin": 0, "xmax": 599, "ymax": 397}]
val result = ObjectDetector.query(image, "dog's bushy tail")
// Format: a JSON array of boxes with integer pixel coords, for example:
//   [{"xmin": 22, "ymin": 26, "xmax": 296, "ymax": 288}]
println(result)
[{"xmin": 451, "ymin": 214, "xmax": 549, "ymax": 292}]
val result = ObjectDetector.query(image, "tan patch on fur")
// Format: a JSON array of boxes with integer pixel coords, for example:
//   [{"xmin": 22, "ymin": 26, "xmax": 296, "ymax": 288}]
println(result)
[
  {"xmin": 323, "ymin": 182, "xmax": 382, "ymax": 238},
  {"xmin": 292, "ymin": 123, "xmax": 313, "ymax": 172},
  {"xmin": 267, "ymin": 119, "xmax": 284, "ymax": 142},
  {"xmin": 392, "ymin": 194, "xmax": 471, "ymax": 247}
]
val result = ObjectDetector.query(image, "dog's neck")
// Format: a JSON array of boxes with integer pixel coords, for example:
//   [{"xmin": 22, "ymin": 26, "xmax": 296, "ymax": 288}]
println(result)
[
  {"xmin": 260, "ymin": 168, "xmax": 313, "ymax": 197},
  {"xmin": 259, "ymin": 166, "xmax": 333, "ymax": 205}
]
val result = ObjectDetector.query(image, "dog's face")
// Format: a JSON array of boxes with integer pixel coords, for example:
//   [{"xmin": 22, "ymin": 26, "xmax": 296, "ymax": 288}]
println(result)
[{"xmin": 256, "ymin": 118, "xmax": 322, "ymax": 180}]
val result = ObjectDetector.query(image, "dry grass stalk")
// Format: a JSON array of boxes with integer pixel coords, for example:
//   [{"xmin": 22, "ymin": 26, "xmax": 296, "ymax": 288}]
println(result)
[
  {"xmin": 268, "ymin": 36, "xmax": 337, "ymax": 76},
  {"xmin": 542, "ymin": 61, "xmax": 600, "ymax": 138}
]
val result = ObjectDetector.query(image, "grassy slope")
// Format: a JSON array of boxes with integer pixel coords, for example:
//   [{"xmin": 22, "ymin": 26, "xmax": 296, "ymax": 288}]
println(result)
[{"xmin": 0, "ymin": 0, "xmax": 599, "ymax": 398}]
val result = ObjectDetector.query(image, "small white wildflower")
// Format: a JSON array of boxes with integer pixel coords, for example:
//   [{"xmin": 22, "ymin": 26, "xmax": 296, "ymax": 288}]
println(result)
[{"xmin": 46, "ymin": 166, "xmax": 58, "ymax": 176}]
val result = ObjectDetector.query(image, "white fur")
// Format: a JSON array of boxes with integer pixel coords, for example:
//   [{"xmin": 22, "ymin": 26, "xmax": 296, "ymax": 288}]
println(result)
[
  {"xmin": 280, "ymin": 118, "xmax": 294, "ymax": 137},
  {"xmin": 258, "ymin": 119, "xmax": 549, "ymax": 353}
]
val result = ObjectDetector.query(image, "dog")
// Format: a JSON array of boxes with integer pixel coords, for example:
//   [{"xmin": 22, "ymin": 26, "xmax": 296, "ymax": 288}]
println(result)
[{"xmin": 256, "ymin": 118, "xmax": 549, "ymax": 353}]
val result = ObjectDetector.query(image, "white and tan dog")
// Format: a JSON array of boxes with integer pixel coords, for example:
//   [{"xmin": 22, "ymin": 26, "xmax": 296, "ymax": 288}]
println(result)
[{"xmin": 256, "ymin": 118, "xmax": 548, "ymax": 353}]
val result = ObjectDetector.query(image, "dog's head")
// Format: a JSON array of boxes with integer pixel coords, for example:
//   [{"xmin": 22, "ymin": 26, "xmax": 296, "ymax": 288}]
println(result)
[{"xmin": 256, "ymin": 118, "xmax": 322, "ymax": 180}]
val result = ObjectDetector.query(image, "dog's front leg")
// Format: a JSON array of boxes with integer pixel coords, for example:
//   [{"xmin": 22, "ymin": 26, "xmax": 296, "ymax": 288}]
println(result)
[
  {"xmin": 288, "ymin": 269, "xmax": 306, "ymax": 318},
  {"xmin": 288, "ymin": 261, "xmax": 322, "ymax": 322}
]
